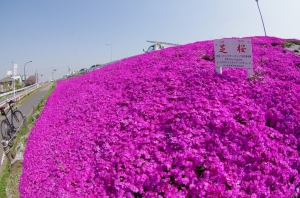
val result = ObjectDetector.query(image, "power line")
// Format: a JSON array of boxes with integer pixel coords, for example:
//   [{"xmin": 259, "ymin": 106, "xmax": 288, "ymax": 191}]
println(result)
[
  {"xmin": 37, "ymin": 66, "xmax": 69, "ymax": 71},
  {"xmin": 0, "ymin": 62, "xmax": 11, "ymax": 67},
  {"xmin": 36, "ymin": 67, "xmax": 52, "ymax": 71}
]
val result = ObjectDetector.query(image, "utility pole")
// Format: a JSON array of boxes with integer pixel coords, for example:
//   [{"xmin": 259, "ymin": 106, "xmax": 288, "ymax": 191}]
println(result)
[
  {"xmin": 12, "ymin": 61, "xmax": 15, "ymax": 97},
  {"xmin": 106, "ymin": 43, "xmax": 112, "ymax": 62},
  {"xmin": 36, "ymin": 70, "xmax": 39, "ymax": 88},
  {"xmin": 51, "ymin": 67, "xmax": 57, "ymax": 81},
  {"xmin": 255, "ymin": 0, "xmax": 267, "ymax": 36}
]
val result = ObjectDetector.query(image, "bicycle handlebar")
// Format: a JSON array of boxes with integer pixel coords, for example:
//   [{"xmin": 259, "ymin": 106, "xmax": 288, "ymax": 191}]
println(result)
[
  {"xmin": 0, "ymin": 100, "xmax": 15, "ymax": 115},
  {"xmin": 7, "ymin": 100, "xmax": 15, "ymax": 105}
]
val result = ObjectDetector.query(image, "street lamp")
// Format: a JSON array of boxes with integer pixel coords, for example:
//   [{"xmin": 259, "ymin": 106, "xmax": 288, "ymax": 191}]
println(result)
[
  {"xmin": 52, "ymin": 67, "xmax": 57, "ymax": 81},
  {"xmin": 23, "ymin": 61, "xmax": 32, "ymax": 81},
  {"xmin": 40, "ymin": 74, "xmax": 43, "ymax": 84},
  {"xmin": 36, "ymin": 70, "xmax": 38, "ymax": 88},
  {"xmin": 106, "ymin": 43, "xmax": 112, "ymax": 62},
  {"xmin": 255, "ymin": 0, "xmax": 267, "ymax": 36}
]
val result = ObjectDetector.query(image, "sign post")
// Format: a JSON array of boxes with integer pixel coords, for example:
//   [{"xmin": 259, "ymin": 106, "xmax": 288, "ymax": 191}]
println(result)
[
  {"xmin": 13, "ymin": 64, "xmax": 18, "ymax": 97},
  {"xmin": 214, "ymin": 39, "xmax": 253, "ymax": 78}
]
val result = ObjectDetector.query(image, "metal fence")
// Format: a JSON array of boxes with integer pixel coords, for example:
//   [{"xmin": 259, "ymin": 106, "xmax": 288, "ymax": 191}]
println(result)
[
  {"xmin": 0, "ymin": 84, "xmax": 38, "ymax": 110},
  {"xmin": 0, "ymin": 84, "xmax": 37, "ymax": 98}
]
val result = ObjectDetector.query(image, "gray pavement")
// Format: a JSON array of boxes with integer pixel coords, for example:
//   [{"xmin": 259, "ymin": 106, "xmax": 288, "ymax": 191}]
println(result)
[
  {"xmin": 286, "ymin": 43, "xmax": 300, "ymax": 55},
  {"xmin": 0, "ymin": 82, "xmax": 54, "ymax": 171},
  {"xmin": 17, "ymin": 83, "xmax": 53, "ymax": 117}
]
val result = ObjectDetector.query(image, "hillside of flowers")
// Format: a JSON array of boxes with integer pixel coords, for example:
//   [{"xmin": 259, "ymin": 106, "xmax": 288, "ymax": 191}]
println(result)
[{"xmin": 20, "ymin": 36, "xmax": 300, "ymax": 198}]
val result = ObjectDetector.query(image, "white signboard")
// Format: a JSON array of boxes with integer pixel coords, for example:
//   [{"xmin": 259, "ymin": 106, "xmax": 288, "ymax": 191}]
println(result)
[
  {"xmin": 214, "ymin": 39, "xmax": 253, "ymax": 78},
  {"xmin": 13, "ymin": 64, "xmax": 18, "ymax": 76},
  {"xmin": 7, "ymin": 70, "xmax": 12, "ymax": 77}
]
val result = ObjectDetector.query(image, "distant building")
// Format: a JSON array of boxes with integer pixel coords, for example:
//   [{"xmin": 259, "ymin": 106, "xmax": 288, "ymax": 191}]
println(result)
[
  {"xmin": 0, "ymin": 76, "xmax": 13, "ymax": 93},
  {"xmin": 0, "ymin": 75, "xmax": 22, "ymax": 93}
]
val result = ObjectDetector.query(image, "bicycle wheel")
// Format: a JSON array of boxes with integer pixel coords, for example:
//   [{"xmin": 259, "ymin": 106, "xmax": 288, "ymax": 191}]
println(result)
[
  {"xmin": 1, "ymin": 120, "xmax": 10, "ymax": 140},
  {"xmin": 12, "ymin": 110, "xmax": 24, "ymax": 131}
]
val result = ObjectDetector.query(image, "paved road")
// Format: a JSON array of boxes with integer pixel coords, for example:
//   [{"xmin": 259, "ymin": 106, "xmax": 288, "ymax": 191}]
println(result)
[{"xmin": 0, "ymin": 82, "xmax": 54, "ymax": 171}]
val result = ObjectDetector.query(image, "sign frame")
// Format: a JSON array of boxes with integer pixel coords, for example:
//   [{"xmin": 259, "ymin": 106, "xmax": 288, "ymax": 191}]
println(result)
[{"xmin": 214, "ymin": 39, "xmax": 253, "ymax": 78}]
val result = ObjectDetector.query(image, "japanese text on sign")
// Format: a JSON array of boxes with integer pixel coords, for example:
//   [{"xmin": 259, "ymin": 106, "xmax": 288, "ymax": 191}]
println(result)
[{"xmin": 214, "ymin": 39, "xmax": 253, "ymax": 69}]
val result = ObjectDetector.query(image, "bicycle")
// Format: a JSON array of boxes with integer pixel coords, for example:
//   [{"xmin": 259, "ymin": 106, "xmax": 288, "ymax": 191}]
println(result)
[{"xmin": 0, "ymin": 100, "xmax": 24, "ymax": 141}]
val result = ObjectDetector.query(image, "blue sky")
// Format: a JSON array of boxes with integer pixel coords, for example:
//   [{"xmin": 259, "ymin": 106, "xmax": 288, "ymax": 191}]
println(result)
[{"xmin": 1, "ymin": 0, "xmax": 299, "ymax": 82}]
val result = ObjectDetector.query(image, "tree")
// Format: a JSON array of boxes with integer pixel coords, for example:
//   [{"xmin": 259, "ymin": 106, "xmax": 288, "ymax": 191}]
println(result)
[
  {"xmin": 15, "ymin": 79, "xmax": 24, "ymax": 89},
  {"xmin": 3, "ymin": 80, "xmax": 10, "ymax": 91},
  {"xmin": 24, "ymin": 75, "xmax": 36, "ymax": 86}
]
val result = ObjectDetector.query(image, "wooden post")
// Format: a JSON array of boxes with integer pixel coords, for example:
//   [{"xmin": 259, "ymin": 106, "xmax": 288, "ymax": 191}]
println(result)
[
  {"xmin": 1, "ymin": 140, "xmax": 14, "ymax": 164},
  {"xmin": 247, "ymin": 68, "xmax": 253, "ymax": 78},
  {"xmin": 216, "ymin": 67, "xmax": 222, "ymax": 74}
]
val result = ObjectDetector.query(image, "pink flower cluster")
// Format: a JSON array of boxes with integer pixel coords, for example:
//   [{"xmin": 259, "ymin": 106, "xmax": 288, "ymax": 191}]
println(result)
[{"xmin": 20, "ymin": 36, "xmax": 300, "ymax": 198}]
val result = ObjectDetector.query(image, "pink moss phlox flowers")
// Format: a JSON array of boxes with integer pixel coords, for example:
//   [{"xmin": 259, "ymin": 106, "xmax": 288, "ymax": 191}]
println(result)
[{"xmin": 20, "ymin": 36, "xmax": 300, "ymax": 198}]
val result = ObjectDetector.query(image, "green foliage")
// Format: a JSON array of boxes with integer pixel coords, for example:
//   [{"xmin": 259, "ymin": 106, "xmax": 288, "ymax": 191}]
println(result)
[
  {"xmin": 286, "ymin": 40, "xmax": 300, "ymax": 45},
  {"xmin": 0, "ymin": 163, "xmax": 9, "ymax": 198},
  {"xmin": 28, "ymin": 114, "xmax": 34, "ymax": 125},
  {"xmin": 283, "ymin": 40, "xmax": 300, "ymax": 48},
  {"xmin": 24, "ymin": 137, "xmax": 28, "ymax": 145},
  {"xmin": 11, "ymin": 127, "xmax": 27, "ymax": 152},
  {"xmin": 3, "ymin": 80, "xmax": 10, "ymax": 92},
  {"xmin": 282, "ymin": 42, "xmax": 292, "ymax": 48},
  {"xmin": 14, "ymin": 79, "xmax": 23, "ymax": 90}
]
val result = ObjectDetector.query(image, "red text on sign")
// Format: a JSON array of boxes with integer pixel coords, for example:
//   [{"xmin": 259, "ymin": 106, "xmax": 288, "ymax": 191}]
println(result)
[
  {"xmin": 237, "ymin": 44, "xmax": 246, "ymax": 53},
  {"xmin": 219, "ymin": 44, "xmax": 228, "ymax": 54}
]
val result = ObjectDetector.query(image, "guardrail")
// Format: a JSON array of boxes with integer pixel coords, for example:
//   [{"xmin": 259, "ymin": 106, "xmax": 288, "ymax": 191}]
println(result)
[
  {"xmin": 0, "ymin": 85, "xmax": 38, "ymax": 110},
  {"xmin": 0, "ymin": 84, "xmax": 37, "ymax": 98}
]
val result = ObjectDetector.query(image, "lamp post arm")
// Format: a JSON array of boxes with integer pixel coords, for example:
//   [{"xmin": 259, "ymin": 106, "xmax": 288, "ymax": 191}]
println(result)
[{"xmin": 23, "ymin": 61, "xmax": 32, "ymax": 81}]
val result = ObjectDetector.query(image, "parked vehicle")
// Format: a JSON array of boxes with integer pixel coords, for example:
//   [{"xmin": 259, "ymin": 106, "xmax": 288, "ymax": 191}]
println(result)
[
  {"xmin": 143, "ymin": 40, "xmax": 179, "ymax": 53},
  {"xmin": 70, "ymin": 71, "xmax": 78, "ymax": 76},
  {"xmin": 62, "ymin": 74, "xmax": 70, "ymax": 79},
  {"xmin": 88, "ymin": 64, "xmax": 101, "ymax": 72},
  {"xmin": 78, "ymin": 68, "xmax": 87, "ymax": 75}
]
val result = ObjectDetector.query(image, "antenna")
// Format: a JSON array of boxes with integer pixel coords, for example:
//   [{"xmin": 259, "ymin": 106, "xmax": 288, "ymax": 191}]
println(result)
[{"xmin": 146, "ymin": 40, "xmax": 157, "ymax": 44}]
